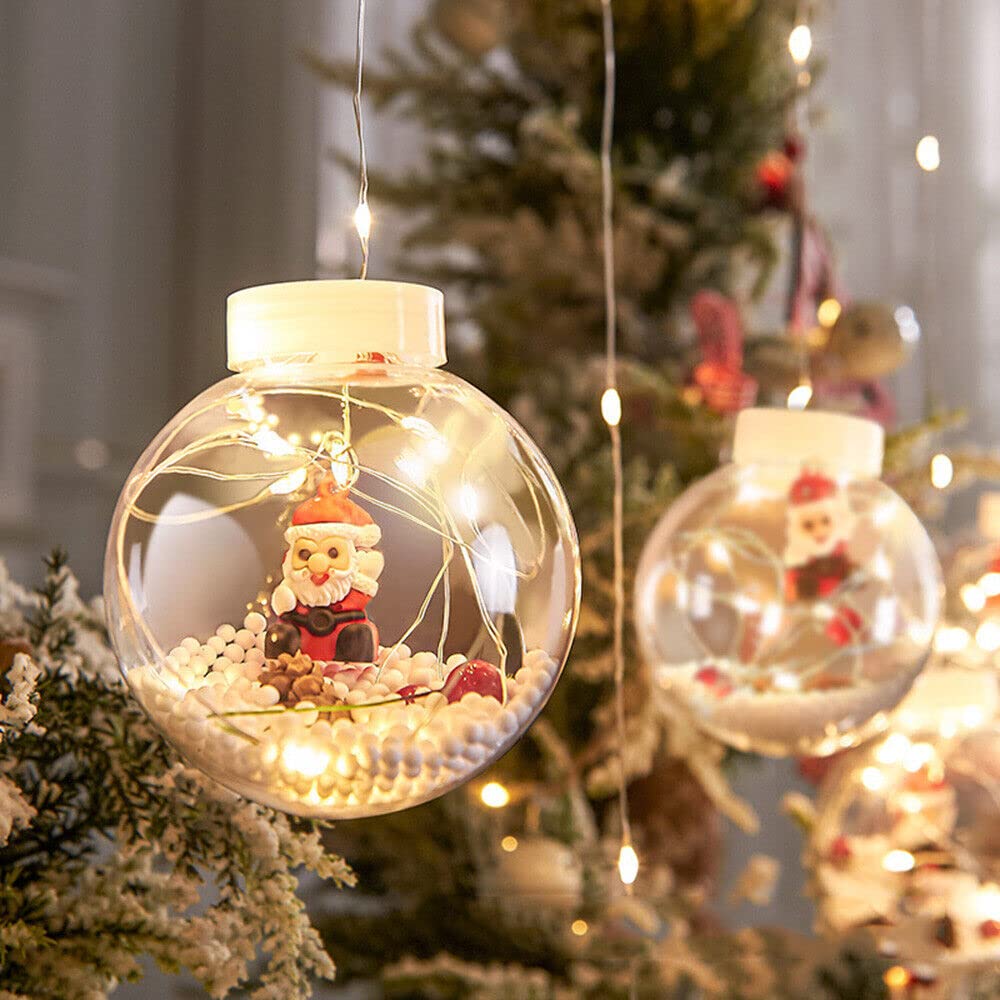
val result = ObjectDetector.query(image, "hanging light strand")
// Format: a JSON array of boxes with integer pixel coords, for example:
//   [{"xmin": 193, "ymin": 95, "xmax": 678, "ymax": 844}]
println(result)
[
  {"xmin": 352, "ymin": 0, "xmax": 371, "ymax": 278},
  {"xmin": 786, "ymin": 3, "xmax": 814, "ymax": 408},
  {"xmin": 598, "ymin": 0, "xmax": 635, "ymax": 892}
]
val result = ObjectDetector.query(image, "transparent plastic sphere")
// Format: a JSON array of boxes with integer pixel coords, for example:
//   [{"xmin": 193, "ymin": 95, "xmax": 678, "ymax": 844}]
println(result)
[
  {"xmin": 943, "ymin": 492, "xmax": 1000, "ymax": 661},
  {"xmin": 105, "ymin": 281, "xmax": 580, "ymax": 818},
  {"xmin": 810, "ymin": 723, "xmax": 1000, "ymax": 972},
  {"xmin": 635, "ymin": 409, "xmax": 941, "ymax": 757}
]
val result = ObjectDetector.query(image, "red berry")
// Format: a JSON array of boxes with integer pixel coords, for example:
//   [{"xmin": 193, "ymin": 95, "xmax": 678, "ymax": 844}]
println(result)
[
  {"xmin": 695, "ymin": 665, "xmax": 732, "ymax": 697},
  {"xmin": 396, "ymin": 684, "xmax": 428, "ymax": 705},
  {"xmin": 442, "ymin": 659, "xmax": 504, "ymax": 704},
  {"xmin": 828, "ymin": 835, "xmax": 852, "ymax": 865},
  {"xmin": 783, "ymin": 134, "xmax": 805, "ymax": 162},
  {"xmin": 980, "ymin": 919, "xmax": 1000, "ymax": 939}
]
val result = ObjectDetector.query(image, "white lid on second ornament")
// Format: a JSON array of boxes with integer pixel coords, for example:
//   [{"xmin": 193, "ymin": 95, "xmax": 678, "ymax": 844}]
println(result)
[
  {"xmin": 226, "ymin": 279, "xmax": 447, "ymax": 371},
  {"xmin": 733, "ymin": 407, "xmax": 885, "ymax": 478}
]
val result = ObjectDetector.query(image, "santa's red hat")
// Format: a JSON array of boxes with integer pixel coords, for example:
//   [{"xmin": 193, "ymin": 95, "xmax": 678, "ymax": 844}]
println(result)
[
  {"xmin": 788, "ymin": 469, "xmax": 837, "ymax": 506},
  {"xmin": 283, "ymin": 474, "xmax": 381, "ymax": 549}
]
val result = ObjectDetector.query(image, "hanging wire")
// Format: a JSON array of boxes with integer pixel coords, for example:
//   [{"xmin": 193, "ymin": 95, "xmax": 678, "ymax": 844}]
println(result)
[
  {"xmin": 352, "ymin": 0, "xmax": 371, "ymax": 279},
  {"xmin": 598, "ymin": 0, "xmax": 635, "ymax": 892}
]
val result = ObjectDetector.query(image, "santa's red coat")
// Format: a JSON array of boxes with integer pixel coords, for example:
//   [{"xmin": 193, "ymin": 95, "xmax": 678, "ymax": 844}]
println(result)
[
  {"xmin": 785, "ymin": 541, "xmax": 854, "ymax": 602},
  {"xmin": 281, "ymin": 588, "xmax": 378, "ymax": 662}
]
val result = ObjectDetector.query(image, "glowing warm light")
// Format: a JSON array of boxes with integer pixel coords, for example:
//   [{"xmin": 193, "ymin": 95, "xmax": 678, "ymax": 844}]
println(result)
[
  {"xmin": 895, "ymin": 305, "xmax": 921, "ymax": 344},
  {"xmin": 253, "ymin": 428, "xmax": 296, "ymax": 457},
  {"xmin": 915, "ymin": 134, "xmax": 941, "ymax": 172},
  {"xmin": 884, "ymin": 966, "xmax": 911, "ymax": 990},
  {"xmin": 974, "ymin": 884, "xmax": 1000, "ymax": 922},
  {"xmin": 898, "ymin": 792, "xmax": 924, "ymax": 815},
  {"xmin": 787, "ymin": 382, "xmax": 813, "ymax": 410},
  {"xmin": 396, "ymin": 451, "xmax": 428, "ymax": 487},
  {"xmin": 706, "ymin": 539, "xmax": 732, "ymax": 569},
  {"xmin": 269, "ymin": 466, "xmax": 308, "ymax": 495},
  {"xmin": 500, "ymin": 835, "xmax": 518, "ymax": 852},
  {"xmin": 480, "ymin": 781, "xmax": 510, "ymax": 808},
  {"xmin": 618, "ymin": 843, "xmax": 639, "ymax": 886},
  {"xmin": 882, "ymin": 849, "xmax": 915, "ymax": 873},
  {"xmin": 876, "ymin": 732, "xmax": 911, "ymax": 765},
  {"xmin": 760, "ymin": 603, "xmax": 783, "ymax": 636},
  {"xmin": 935, "ymin": 625, "xmax": 971, "ymax": 653},
  {"xmin": 353, "ymin": 200, "xmax": 372, "ymax": 240},
  {"xmin": 287, "ymin": 432, "xmax": 302, "ymax": 446},
  {"xmin": 601, "ymin": 387, "xmax": 622, "ymax": 427},
  {"xmin": 571, "ymin": 919, "xmax": 589, "ymax": 937},
  {"xmin": 861, "ymin": 766, "xmax": 886, "ymax": 792},
  {"xmin": 962, "ymin": 705, "xmax": 985, "ymax": 728},
  {"xmin": 976, "ymin": 620, "xmax": 1000, "ymax": 652},
  {"xmin": 788, "ymin": 23, "xmax": 813, "ymax": 64},
  {"xmin": 902, "ymin": 741, "xmax": 935, "ymax": 773},
  {"xmin": 930, "ymin": 452, "xmax": 953, "ymax": 489},
  {"xmin": 459, "ymin": 484, "xmax": 480, "ymax": 521},
  {"xmin": 281, "ymin": 741, "xmax": 330, "ymax": 779},
  {"xmin": 817, "ymin": 298, "xmax": 842, "ymax": 327},
  {"xmin": 961, "ymin": 584, "xmax": 987, "ymax": 613},
  {"xmin": 980, "ymin": 572, "xmax": 1000, "ymax": 597}
]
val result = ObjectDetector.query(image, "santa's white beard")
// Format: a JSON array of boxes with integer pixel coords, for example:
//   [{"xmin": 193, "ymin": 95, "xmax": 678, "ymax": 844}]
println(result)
[{"xmin": 283, "ymin": 563, "xmax": 353, "ymax": 607}]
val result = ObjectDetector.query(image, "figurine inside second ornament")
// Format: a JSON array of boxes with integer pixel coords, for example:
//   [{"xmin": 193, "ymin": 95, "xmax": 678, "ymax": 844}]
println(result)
[{"xmin": 635, "ymin": 408, "xmax": 941, "ymax": 756}]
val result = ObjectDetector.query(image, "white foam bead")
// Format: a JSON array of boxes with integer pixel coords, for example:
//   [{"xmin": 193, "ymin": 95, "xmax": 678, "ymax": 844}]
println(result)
[
  {"xmin": 252, "ymin": 684, "xmax": 280, "ymax": 707},
  {"xmin": 479, "ymin": 721, "xmax": 499, "ymax": 747},
  {"xmin": 412, "ymin": 651, "xmax": 438, "ymax": 670},
  {"xmin": 328, "ymin": 680, "xmax": 348, "ymax": 701},
  {"xmin": 244, "ymin": 611, "xmax": 267, "ymax": 634},
  {"xmin": 381, "ymin": 669, "xmax": 405, "ymax": 692},
  {"xmin": 464, "ymin": 721, "xmax": 485, "ymax": 745},
  {"xmin": 188, "ymin": 656, "xmax": 209, "ymax": 678},
  {"xmin": 232, "ymin": 628, "xmax": 254, "ymax": 650},
  {"xmin": 442, "ymin": 734, "xmax": 464, "ymax": 758},
  {"xmin": 311, "ymin": 720, "xmax": 333, "ymax": 741},
  {"xmin": 371, "ymin": 682, "xmax": 391, "ymax": 697},
  {"xmin": 207, "ymin": 635, "xmax": 227, "ymax": 654},
  {"xmin": 403, "ymin": 746, "xmax": 423, "ymax": 774},
  {"xmin": 499, "ymin": 710, "xmax": 519, "ymax": 736},
  {"xmin": 513, "ymin": 700, "xmax": 534, "ymax": 725},
  {"xmin": 183, "ymin": 718, "xmax": 207, "ymax": 743},
  {"xmin": 424, "ymin": 692, "xmax": 447, "ymax": 711},
  {"xmin": 463, "ymin": 743, "xmax": 486, "ymax": 764},
  {"xmin": 199, "ymin": 644, "xmax": 216, "ymax": 661},
  {"xmin": 223, "ymin": 643, "xmax": 245, "ymax": 663},
  {"xmin": 216, "ymin": 624, "xmax": 237, "ymax": 642},
  {"xmin": 381, "ymin": 738, "xmax": 404, "ymax": 767},
  {"xmin": 245, "ymin": 647, "xmax": 265, "ymax": 665},
  {"xmin": 514, "ymin": 666, "xmax": 534, "ymax": 685},
  {"xmin": 293, "ymin": 701, "xmax": 319, "ymax": 726},
  {"xmin": 461, "ymin": 692, "xmax": 484, "ymax": 710},
  {"xmin": 206, "ymin": 672, "xmax": 227, "ymax": 687},
  {"xmin": 176, "ymin": 665, "xmax": 195, "ymax": 687},
  {"xmin": 169, "ymin": 646, "xmax": 191, "ymax": 665},
  {"xmin": 181, "ymin": 636, "xmax": 201, "ymax": 652},
  {"xmin": 409, "ymin": 666, "xmax": 437, "ymax": 688},
  {"xmin": 345, "ymin": 689, "xmax": 370, "ymax": 706},
  {"xmin": 332, "ymin": 722, "xmax": 357, "ymax": 749},
  {"xmin": 446, "ymin": 653, "xmax": 466, "ymax": 669}
]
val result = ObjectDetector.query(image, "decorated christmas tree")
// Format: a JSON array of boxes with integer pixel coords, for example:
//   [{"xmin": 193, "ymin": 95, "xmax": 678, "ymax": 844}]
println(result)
[{"xmin": 303, "ymin": 1, "xmax": 975, "ymax": 996}]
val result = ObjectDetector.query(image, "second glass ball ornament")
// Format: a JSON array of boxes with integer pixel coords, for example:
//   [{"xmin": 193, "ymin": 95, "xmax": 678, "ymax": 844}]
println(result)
[
  {"xmin": 105, "ymin": 280, "xmax": 580, "ymax": 818},
  {"xmin": 635, "ymin": 408, "xmax": 942, "ymax": 756}
]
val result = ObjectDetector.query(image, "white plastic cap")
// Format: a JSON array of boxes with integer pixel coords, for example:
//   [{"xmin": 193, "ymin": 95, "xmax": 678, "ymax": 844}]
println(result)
[
  {"xmin": 733, "ymin": 408, "xmax": 884, "ymax": 477},
  {"xmin": 979, "ymin": 493, "xmax": 1000, "ymax": 540},
  {"xmin": 226, "ymin": 279, "xmax": 447, "ymax": 371}
]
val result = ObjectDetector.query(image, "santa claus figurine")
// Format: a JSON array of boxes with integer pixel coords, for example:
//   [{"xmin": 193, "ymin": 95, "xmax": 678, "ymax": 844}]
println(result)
[
  {"xmin": 265, "ymin": 474, "xmax": 384, "ymax": 665},
  {"xmin": 783, "ymin": 469, "xmax": 856, "ymax": 603}
]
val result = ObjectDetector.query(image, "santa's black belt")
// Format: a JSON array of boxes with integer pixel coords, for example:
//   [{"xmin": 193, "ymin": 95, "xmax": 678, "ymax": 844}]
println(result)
[{"xmin": 281, "ymin": 607, "xmax": 367, "ymax": 637}]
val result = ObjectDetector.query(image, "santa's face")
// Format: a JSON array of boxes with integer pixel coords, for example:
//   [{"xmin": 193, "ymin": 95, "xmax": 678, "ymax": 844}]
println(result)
[
  {"xmin": 283, "ymin": 533, "xmax": 355, "ymax": 607},
  {"xmin": 795, "ymin": 508, "xmax": 834, "ymax": 548}
]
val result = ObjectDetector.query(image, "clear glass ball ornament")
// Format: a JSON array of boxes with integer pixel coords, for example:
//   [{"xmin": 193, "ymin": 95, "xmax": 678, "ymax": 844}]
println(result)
[
  {"xmin": 105, "ymin": 280, "xmax": 580, "ymax": 818},
  {"xmin": 943, "ymin": 492, "xmax": 1000, "ymax": 662},
  {"xmin": 634, "ymin": 408, "xmax": 941, "ymax": 757},
  {"xmin": 810, "ymin": 723, "xmax": 1000, "ymax": 974}
]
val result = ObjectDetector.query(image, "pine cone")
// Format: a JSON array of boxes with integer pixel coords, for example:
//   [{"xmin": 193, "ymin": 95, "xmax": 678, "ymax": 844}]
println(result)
[
  {"xmin": 260, "ymin": 652, "xmax": 342, "ymax": 707},
  {"xmin": 627, "ymin": 755, "xmax": 721, "ymax": 893}
]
